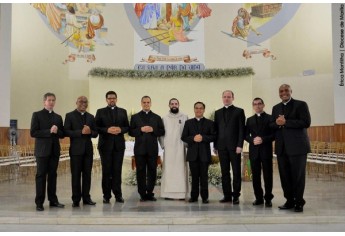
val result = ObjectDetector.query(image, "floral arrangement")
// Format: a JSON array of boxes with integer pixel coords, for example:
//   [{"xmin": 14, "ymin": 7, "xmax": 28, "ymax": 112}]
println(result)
[
  {"xmin": 124, "ymin": 162, "xmax": 222, "ymax": 186},
  {"xmin": 88, "ymin": 67, "xmax": 254, "ymax": 79}
]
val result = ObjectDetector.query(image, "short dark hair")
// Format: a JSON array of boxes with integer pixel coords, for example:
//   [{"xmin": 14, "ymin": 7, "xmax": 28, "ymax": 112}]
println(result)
[
  {"xmin": 194, "ymin": 101, "xmax": 205, "ymax": 109},
  {"xmin": 169, "ymin": 98, "xmax": 179, "ymax": 105},
  {"xmin": 106, "ymin": 91, "xmax": 117, "ymax": 99},
  {"xmin": 222, "ymin": 90, "xmax": 234, "ymax": 97},
  {"xmin": 43, "ymin": 92, "xmax": 56, "ymax": 101},
  {"xmin": 252, "ymin": 97, "xmax": 264, "ymax": 105},
  {"xmin": 141, "ymin": 95, "xmax": 151, "ymax": 102}
]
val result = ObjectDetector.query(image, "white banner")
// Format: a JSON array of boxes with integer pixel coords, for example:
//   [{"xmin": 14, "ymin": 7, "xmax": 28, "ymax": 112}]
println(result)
[{"xmin": 332, "ymin": 3, "xmax": 345, "ymax": 123}]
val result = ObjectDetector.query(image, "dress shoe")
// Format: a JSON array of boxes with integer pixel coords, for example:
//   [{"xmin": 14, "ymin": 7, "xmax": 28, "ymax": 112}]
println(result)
[
  {"xmin": 265, "ymin": 201, "xmax": 272, "ymax": 207},
  {"xmin": 49, "ymin": 202, "xmax": 65, "ymax": 208},
  {"xmin": 294, "ymin": 205, "xmax": 304, "ymax": 212},
  {"xmin": 188, "ymin": 198, "xmax": 198, "ymax": 203},
  {"xmin": 116, "ymin": 197, "xmax": 125, "ymax": 203},
  {"xmin": 140, "ymin": 198, "xmax": 147, "ymax": 202},
  {"xmin": 146, "ymin": 196, "xmax": 157, "ymax": 201},
  {"xmin": 202, "ymin": 199, "xmax": 209, "ymax": 204},
  {"xmin": 103, "ymin": 198, "xmax": 110, "ymax": 204},
  {"xmin": 252, "ymin": 199, "xmax": 264, "ymax": 206},
  {"xmin": 36, "ymin": 204, "xmax": 44, "ymax": 211},
  {"xmin": 233, "ymin": 197, "xmax": 240, "ymax": 205},
  {"xmin": 72, "ymin": 202, "xmax": 80, "ymax": 207},
  {"xmin": 278, "ymin": 202, "xmax": 295, "ymax": 210},
  {"xmin": 219, "ymin": 197, "xmax": 232, "ymax": 203},
  {"xmin": 83, "ymin": 199, "xmax": 96, "ymax": 205}
]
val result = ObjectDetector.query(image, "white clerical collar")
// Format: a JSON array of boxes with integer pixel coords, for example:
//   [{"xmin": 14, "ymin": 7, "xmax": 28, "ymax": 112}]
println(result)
[
  {"xmin": 256, "ymin": 113, "xmax": 261, "ymax": 117},
  {"xmin": 283, "ymin": 98, "xmax": 292, "ymax": 105},
  {"xmin": 45, "ymin": 108, "xmax": 53, "ymax": 113},
  {"xmin": 224, "ymin": 105, "xmax": 233, "ymax": 109},
  {"xmin": 142, "ymin": 110, "xmax": 150, "ymax": 114},
  {"xmin": 195, "ymin": 117, "xmax": 204, "ymax": 121}
]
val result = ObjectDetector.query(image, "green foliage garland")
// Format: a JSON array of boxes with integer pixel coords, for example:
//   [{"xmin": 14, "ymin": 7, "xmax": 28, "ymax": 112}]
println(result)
[{"xmin": 88, "ymin": 67, "xmax": 254, "ymax": 79}]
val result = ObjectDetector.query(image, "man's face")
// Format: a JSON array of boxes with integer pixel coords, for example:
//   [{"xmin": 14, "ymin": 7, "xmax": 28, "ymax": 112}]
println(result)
[
  {"xmin": 194, "ymin": 103, "xmax": 205, "ymax": 118},
  {"xmin": 222, "ymin": 91, "xmax": 234, "ymax": 106},
  {"xmin": 252, "ymin": 100, "xmax": 264, "ymax": 114},
  {"xmin": 279, "ymin": 85, "xmax": 292, "ymax": 102},
  {"xmin": 106, "ymin": 94, "xmax": 117, "ymax": 107},
  {"xmin": 44, "ymin": 96, "xmax": 56, "ymax": 110},
  {"xmin": 76, "ymin": 96, "xmax": 88, "ymax": 112},
  {"xmin": 169, "ymin": 100, "xmax": 179, "ymax": 114},
  {"xmin": 141, "ymin": 97, "xmax": 151, "ymax": 111}
]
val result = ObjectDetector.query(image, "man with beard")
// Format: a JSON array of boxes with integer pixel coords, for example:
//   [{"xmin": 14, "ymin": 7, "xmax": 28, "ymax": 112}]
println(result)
[
  {"xmin": 95, "ymin": 91, "xmax": 129, "ymax": 204},
  {"xmin": 159, "ymin": 98, "xmax": 188, "ymax": 200}
]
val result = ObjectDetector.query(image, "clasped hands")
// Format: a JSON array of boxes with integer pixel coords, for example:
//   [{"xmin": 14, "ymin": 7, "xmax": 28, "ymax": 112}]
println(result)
[
  {"xmin": 193, "ymin": 134, "xmax": 203, "ymax": 142},
  {"xmin": 82, "ymin": 125, "xmax": 91, "ymax": 135},
  {"xmin": 107, "ymin": 126, "xmax": 122, "ymax": 135},
  {"xmin": 276, "ymin": 114, "xmax": 286, "ymax": 126},
  {"xmin": 50, "ymin": 125, "xmax": 58, "ymax": 134},
  {"xmin": 141, "ymin": 126, "xmax": 153, "ymax": 133},
  {"xmin": 253, "ymin": 136, "xmax": 263, "ymax": 145}
]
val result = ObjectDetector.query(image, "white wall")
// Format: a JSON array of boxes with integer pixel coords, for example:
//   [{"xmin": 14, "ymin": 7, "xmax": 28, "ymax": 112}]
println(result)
[{"xmin": 8, "ymin": 3, "xmax": 334, "ymax": 128}]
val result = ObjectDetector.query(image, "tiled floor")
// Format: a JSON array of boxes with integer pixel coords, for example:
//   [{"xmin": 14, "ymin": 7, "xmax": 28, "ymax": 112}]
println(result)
[{"xmin": 0, "ymin": 158, "xmax": 344, "ymax": 232}]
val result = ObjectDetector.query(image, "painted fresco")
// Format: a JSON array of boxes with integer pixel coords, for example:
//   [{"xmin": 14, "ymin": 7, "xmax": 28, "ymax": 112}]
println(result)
[{"xmin": 32, "ymin": 3, "xmax": 112, "ymax": 64}]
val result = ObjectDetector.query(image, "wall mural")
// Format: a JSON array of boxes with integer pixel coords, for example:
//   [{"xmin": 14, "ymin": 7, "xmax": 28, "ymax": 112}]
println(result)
[
  {"xmin": 32, "ymin": 3, "xmax": 113, "ymax": 64},
  {"xmin": 221, "ymin": 3, "xmax": 300, "ymax": 61},
  {"xmin": 32, "ymin": 3, "xmax": 300, "ymax": 69}
]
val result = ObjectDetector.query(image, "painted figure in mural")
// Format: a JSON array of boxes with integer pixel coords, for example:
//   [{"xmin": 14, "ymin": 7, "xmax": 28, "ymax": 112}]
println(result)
[
  {"xmin": 169, "ymin": 16, "xmax": 189, "ymax": 42},
  {"xmin": 129, "ymin": 96, "xmax": 165, "ymax": 202},
  {"xmin": 270, "ymin": 84, "xmax": 311, "ymax": 213},
  {"xmin": 139, "ymin": 3, "xmax": 161, "ymax": 30},
  {"xmin": 197, "ymin": 3, "xmax": 212, "ymax": 18},
  {"xmin": 135, "ymin": 3, "xmax": 146, "ymax": 18},
  {"xmin": 95, "ymin": 91, "xmax": 129, "ymax": 204},
  {"xmin": 159, "ymin": 98, "xmax": 189, "ymax": 200},
  {"xmin": 243, "ymin": 49, "xmax": 277, "ymax": 60},
  {"xmin": 232, "ymin": 8, "xmax": 261, "ymax": 39},
  {"xmin": 181, "ymin": 102, "xmax": 216, "ymax": 204},
  {"xmin": 64, "ymin": 5, "xmax": 84, "ymax": 45},
  {"xmin": 86, "ymin": 8, "xmax": 104, "ymax": 40},
  {"xmin": 214, "ymin": 90, "xmax": 246, "ymax": 205},
  {"xmin": 33, "ymin": 3, "xmax": 62, "ymax": 33},
  {"xmin": 30, "ymin": 93, "xmax": 65, "ymax": 211},
  {"xmin": 245, "ymin": 98, "xmax": 274, "ymax": 207},
  {"xmin": 64, "ymin": 96, "xmax": 98, "ymax": 207},
  {"xmin": 178, "ymin": 3, "xmax": 193, "ymax": 31}
]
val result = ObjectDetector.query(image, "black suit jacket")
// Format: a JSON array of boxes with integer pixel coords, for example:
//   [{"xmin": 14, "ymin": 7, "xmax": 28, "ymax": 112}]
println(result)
[
  {"xmin": 181, "ymin": 118, "xmax": 216, "ymax": 163},
  {"xmin": 270, "ymin": 98, "xmax": 311, "ymax": 156},
  {"xmin": 95, "ymin": 106, "xmax": 129, "ymax": 152},
  {"xmin": 214, "ymin": 105, "xmax": 246, "ymax": 151},
  {"xmin": 245, "ymin": 112, "xmax": 274, "ymax": 160},
  {"xmin": 64, "ymin": 110, "xmax": 98, "ymax": 156},
  {"xmin": 129, "ymin": 111, "xmax": 165, "ymax": 156},
  {"xmin": 30, "ymin": 109, "xmax": 64, "ymax": 157}
]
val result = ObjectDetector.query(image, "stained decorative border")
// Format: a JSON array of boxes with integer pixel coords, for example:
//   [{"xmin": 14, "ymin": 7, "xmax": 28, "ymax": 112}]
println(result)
[{"xmin": 88, "ymin": 67, "xmax": 254, "ymax": 79}]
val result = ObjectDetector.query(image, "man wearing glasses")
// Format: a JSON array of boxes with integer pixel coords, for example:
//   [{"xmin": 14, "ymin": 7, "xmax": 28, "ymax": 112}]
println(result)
[
  {"xmin": 95, "ymin": 91, "xmax": 129, "ymax": 204},
  {"xmin": 245, "ymin": 98, "xmax": 274, "ymax": 207}
]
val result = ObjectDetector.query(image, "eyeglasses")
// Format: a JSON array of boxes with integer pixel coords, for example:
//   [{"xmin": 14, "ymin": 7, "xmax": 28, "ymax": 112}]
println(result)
[
  {"xmin": 253, "ymin": 103, "xmax": 263, "ymax": 106},
  {"xmin": 107, "ymin": 97, "xmax": 117, "ymax": 100}
]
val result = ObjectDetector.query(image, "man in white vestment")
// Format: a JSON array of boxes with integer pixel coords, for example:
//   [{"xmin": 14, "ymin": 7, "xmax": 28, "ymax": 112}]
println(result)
[{"xmin": 159, "ymin": 98, "xmax": 189, "ymax": 200}]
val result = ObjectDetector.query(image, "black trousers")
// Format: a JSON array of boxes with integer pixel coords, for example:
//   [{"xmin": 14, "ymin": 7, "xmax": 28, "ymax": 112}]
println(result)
[
  {"xmin": 35, "ymin": 154, "xmax": 60, "ymax": 205},
  {"xmin": 218, "ymin": 148, "xmax": 242, "ymax": 198},
  {"xmin": 250, "ymin": 157, "xmax": 274, "ymax": 201},
  {"xmin": 135, "ymin": 154, "xmax": 157, "ymax": 198},
  {"xmin": 189, "ymin": 160, "xmax": 209, "ymax": 200},
  {"xmin": 100, "ymin": 149, "xmax": 125, "ymax": 200},
  {"xmin": 70, "ymin": 152, "xmax": 93, "ymax": 203},
  {"xmin": 277, "ymin": 152, "xmax": 307, "ymax": 206}
]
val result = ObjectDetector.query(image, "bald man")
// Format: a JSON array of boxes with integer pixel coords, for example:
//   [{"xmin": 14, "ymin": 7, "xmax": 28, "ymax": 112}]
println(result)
[
  {"xmin": 270, "ymin": 84, "xmax": 311, "ymax": 212},
  {"xmin": 64, "ymin": 96, "xmax": 98, "ymax": 207}
]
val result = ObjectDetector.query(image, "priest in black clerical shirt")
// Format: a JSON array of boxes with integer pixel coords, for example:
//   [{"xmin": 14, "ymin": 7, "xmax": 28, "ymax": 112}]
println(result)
[
  {"xmin": 181, "ymin": 101, "xmax": 216, "ymax": 204},
  {"xmin": 129, "ymin": 96, "xmax": 165, "ymax": 201}
]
